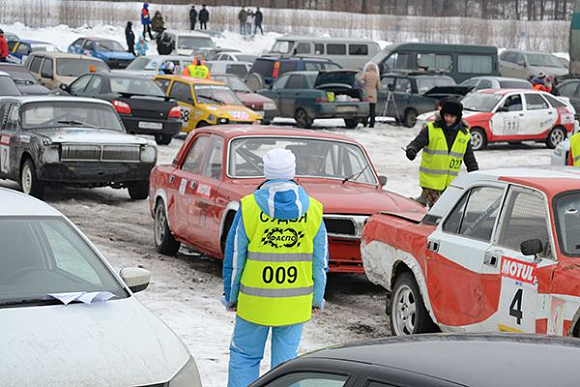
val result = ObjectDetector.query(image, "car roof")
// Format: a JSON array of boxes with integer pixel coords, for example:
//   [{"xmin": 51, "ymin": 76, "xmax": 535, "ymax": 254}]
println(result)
[
  {"xmin": 257, "ymin": 56, "xmax": 334, "ymax": 63},
  {"xmin": 175, "ymin": 31, "xmax": 213, "ymax": 38},
  {"xmin": 300, "ymin": 334, "xmax": 580, "ymax": 386},
  {"xmin": 469, "ymin": 76, "xmax": 531, "ymax": 82},
  {"xmin": 0, "ymin": 64, "xmax": 28, "ymax": 72},
  {"xmin": 503, "ymin": 48, "xmax": 558, "ymax": 55},
  {"xmin": 0, "ymin": 188, "xmax": 61, "ymax": 216},
  {"xmin": 139, "ymin": 55, "xmax": 194, "ymax": 60},
  {"xmin": 206, "ymin": 60, "xmax": 252, "ymax": 65},
  {"xmin": 18, "ymin": 40, "xmax": 53, "ymax": 45},
  {"xmin": 154, "ymin": 75, "xmax": 226, "ymax": 86},
  {"xmin": 273, "ymin": 70, "xmax": 318, "ymax": 77},
  {"xmin": 6, "ymin": 95, "xmax": 113, "ymax": 106},
  {"xmin": 477, "ymin": 88, "xmax": 543, "ymax": 95},
  {"xmin": 278, "ymin": 35, "xmax": 377, "ymax": 44},
  {"xmin": 29, "ymin": 52, "xmax": 102, "ymax": 60}
]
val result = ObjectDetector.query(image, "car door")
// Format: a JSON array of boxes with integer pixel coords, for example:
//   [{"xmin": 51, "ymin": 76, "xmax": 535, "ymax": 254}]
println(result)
[
  {"xmin": 558, "ymin": 81, "xmax": 580, "ymax": 116},
  {"xmin": 14, "ymin": 42, "xmax": 30, "ymax": 64},
  {"xmin": 79, "ymin": 75, "xmax": 104, "ymax": 97},
  {"xmin": 168, "ymin": 81, "xmax": 195, "ymax": 132},
  {"xmin": 40, "ymin": 58, "xmax": 57, "ymax": 89},
  {"xmin": 278, "ymin": 74, "xmax": 304, "ymax": 117},
  {"xmin": 427, "ymin": 184, "xmax": 506, "ymax": 329},
  {"xmin": 391, "ymin": 77, "xmax": 411, "ymax": 118},
  {"xmin": 68, "ymin": 74, "xmax": 94, "ymax": 96},
  {"xmin": 82, "ymin": 39, "xmax": 95, "ymax": 56},
  {"xmin": 492, "ymin": 185, "xmax": 556, "ymax": 333},
  {"xmin": 0, "ymin": 103, "xmax": 21, "ymax": 181},
  {"xmin": 499, "ymin": 51, "xmax": 518, "ymax": 78},
  {"xmin": 490, "ymin": 93, "xmax": 524, "ymax": 137},
  {"xmin": 523, "ymin": 93, "xmax": 556, "ymax": 136},
  {"xmin": 377, "ymin": 75, "xmax": 395, "ymax": 116}
]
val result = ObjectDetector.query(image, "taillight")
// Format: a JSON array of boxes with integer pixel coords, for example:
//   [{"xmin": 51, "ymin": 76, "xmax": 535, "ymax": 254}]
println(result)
[
  {"xmin": 112, "ymin": 100, "xmax": 132, "ymax": 115},
  {"xmin": 315, "ymin": 97, "xmax": 328, "ymax": 103},
  {"xmin": 272, "ymin": 61, "xmax": 280, "ymax": 78},
  {"xmin": 169, "ymin": 106, "xmax": 181, "ymax": 118}
]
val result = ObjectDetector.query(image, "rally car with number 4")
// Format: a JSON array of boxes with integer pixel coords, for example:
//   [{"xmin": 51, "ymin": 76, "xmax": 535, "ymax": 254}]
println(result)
[{"xmin": 361, "ymin": 167, "xmax": 580, "ymax": 337}]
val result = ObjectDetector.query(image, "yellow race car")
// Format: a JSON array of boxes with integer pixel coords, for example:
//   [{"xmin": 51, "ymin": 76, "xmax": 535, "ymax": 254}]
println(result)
[{"xmin": 153, "ymin": 75, "xmax": 263, "ymax": 133}]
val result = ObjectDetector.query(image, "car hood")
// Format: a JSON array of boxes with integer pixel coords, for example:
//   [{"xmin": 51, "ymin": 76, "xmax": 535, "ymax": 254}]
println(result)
[
  {"xmin": 99, "ymin": 51, "xmax": 135, "ymax": 60},
  {"xmin": 235, "ymin": 92, "xmax": 274, "ymax": 109},
  {"xmin": 17, "ymin": 84, "xmax": 50, "ymax": 95},
  {"xmin": 462, "ymin": 111, "xmax": 494, "ymax": 123},
  {"xmin": 207, "ymin": 104, "xmax": 259, "ymax": 118},
  {"xmin": 37, "ymin": 127, "xmax": 149, "ymax": 145},
  {"xmin": 0, "ymin": 297, "xmax": 190, "ymax": 385}
]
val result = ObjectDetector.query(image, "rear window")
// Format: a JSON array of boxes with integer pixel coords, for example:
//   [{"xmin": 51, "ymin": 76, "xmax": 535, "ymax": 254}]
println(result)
[
  {"xmin": 56, "ymin": 59, "xmax": 109, "ymax": 77},
  {"xmin": 279, "ymin": 61, "xmax": 298, "ymax": 75},
  {"xmin": 315, "ymin": 71, "xmax": 355, "ymax": 87},
  {"xmin": 29, "ymin": 56, "xmax": 43, "ymax": 73},
  {"xmin": 110, "ymin": 77, "xmax": 165, "ymax": 97},
  {"xmin": 458, "ymin": 55, "xmax": 493, "ymax": 74},
  {"xmin": 499, "ymin": 80, "xmax": 532, "ymax": 89},
  {"xmin": 543, "ymin": 93, "xmax": 567, "ymax": 108},
  {"xmin": 251, "ymin": 59, "xmax": 275, "ymax": 77}
]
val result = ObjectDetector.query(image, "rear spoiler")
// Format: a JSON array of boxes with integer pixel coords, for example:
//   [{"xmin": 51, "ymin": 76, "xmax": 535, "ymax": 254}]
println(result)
[
  {"xmin": 423, "ymin": 85, "xmax": 474, "ymax": 97},
  {"xmin": 377, "ymin": 210, "xmax": 425, "ymax": 224},
  {"xmin": 118, "ymin": 92, "xmax": 172, "ymax": 102}
]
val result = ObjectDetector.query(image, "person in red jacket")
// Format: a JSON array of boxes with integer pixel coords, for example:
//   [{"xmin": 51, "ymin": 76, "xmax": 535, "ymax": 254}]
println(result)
[{"xmin": 0, "ymin": 30, "xmax": 8, "ymax": 62}]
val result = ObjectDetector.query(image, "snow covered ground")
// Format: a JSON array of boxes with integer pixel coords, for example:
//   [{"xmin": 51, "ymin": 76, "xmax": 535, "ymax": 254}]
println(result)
[{"xmin": 0, "ymin": 22, "xmax": 559, "ymax": 386}]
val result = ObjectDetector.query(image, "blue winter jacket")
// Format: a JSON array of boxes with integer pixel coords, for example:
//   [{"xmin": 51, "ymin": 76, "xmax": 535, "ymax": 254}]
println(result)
[
  {"xmin": 223, "ymin": 179, "xmax": 329, "ymax": 311},
  {"xmin": 141, "ymin": 3, "xmax": 151, "ymax": 25}
]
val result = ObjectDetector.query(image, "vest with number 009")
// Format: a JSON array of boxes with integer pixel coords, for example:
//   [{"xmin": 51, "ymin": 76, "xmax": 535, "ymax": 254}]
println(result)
[
  {"xmin": 571, "ymin": 133, "xmax": 580, "ymax": 167},
  {"xmin": 237, "ymin": 193, "xmax": 323, "ymax": 326},
  {"xmin": 187, "ymin": 64, "xmax": 209, "ymax": 79},
  {"xmin": 420, "ymin": 122, "xmax": 470, "ymax": 191}
]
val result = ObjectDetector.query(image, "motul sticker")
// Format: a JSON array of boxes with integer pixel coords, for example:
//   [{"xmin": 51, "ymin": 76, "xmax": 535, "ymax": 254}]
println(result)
[{"xmin": 501, "ymin": 256, "xmax": 536, "ymax": 285}]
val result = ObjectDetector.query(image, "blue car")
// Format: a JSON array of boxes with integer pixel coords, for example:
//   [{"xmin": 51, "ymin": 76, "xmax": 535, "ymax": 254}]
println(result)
[
  {"xmin": 68, "ymin": 37, "xmax": 135, "ymax": 69},
  {"xmin": 7, "ymin": 40, "xmax": 60, "ymax": 65}
]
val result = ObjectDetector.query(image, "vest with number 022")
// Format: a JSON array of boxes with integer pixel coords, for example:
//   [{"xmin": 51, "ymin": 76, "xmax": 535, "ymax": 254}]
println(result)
[
  {"xmin": 187, "ymin": 64, "xmax": 209, "ymax": 79},
  {"xmin": 420, "ymin": 122, "xmax": 470, "ymax": 191},
  {"xmin": 570, "ymin": 133, "xmax": 580, "ymax": 167},
  {"xmin": 237, "ymin": 193, "xmax": 323, "ymax": 326}
]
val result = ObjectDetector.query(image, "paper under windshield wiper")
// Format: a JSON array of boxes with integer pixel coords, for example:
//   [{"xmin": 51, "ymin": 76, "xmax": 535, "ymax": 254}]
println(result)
[
  {"xmin": 342, "ymin": 164, "xmax": 370, "ymax": 184},
  {"xmin": 56, "ymin": 120, "xmax": 98, "ymax": 128},
  {"xmin": 0, "ymin": 297, "xmax": 63, "ymax": 307}
]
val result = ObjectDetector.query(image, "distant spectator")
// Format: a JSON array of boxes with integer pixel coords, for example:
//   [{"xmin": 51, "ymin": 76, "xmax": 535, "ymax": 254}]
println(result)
[
  {"xmin": 189, "ymin": 5, "xmax": 197, "ymax": 30},
  {"xmin": 156, "ymin": 28, "xmax": 175, "ymax": 55},
  {"xmin": 199, "ymin": 4, "xmax": 209, "ymax": 30},
  {"xmin": 159, "ymin": 61, "xmax": 176, "ymax": 75},
  {"xmin": 135, "ymin": 34, "xmax": 149, "ymax": 56},
  {"xmin": 253, "ymin": 7, "xmax": 263, "ymax": 35},
  {"xmin": 357, "ymin": 62, "xmax": 380, "ymax": 128},
  {"xmin": 125, "ymin": 21, "xmax": 136, "ymax": 56},
  {"xmin": 532, "ymin": 73, "xmax": 549, "ymax": 92},
  {"xmin": 547, "ymin": 76, "xmax": 560, "ymax": 96},
  {"xmin": 151, "ymin": 11, "xmax": 165, "ymax": 34},
  {"xmin": 141, "ymin": 1, "xmax": 154, "ymax": 40},
  {"xmin": 238, "ymin": 7, "xmax": 247, "ymax": 35},
  {"xmin": 245, "ymin": 8, "xmax": 252, "ymax": 35},
  {"xmin": 0, "ymin": 30, "xmax": 7, "ymax": 62}
]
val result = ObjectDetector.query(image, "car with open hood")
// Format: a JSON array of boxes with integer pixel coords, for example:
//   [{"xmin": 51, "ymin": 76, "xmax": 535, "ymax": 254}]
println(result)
[
  {"xmin": 149, "ymin": 125, "xmax": 424, "ymax": 273},
  {"xmin": 0, "ymin": 96, "xmax": 156, "ymax": 199},
  {"xmin": 68, "ymin": 37, "xmax": 135, "ymax": 69}
]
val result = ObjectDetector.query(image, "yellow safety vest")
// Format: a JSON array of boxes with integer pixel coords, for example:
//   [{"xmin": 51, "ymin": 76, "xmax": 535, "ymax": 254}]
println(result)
[
  {"xmin": 187, "ymin": 64, "xmax": 209, "ymax": 79},
  {"xmin": 571, "ymin": 132, "xmax": 580, "ymax": 167},
  {"xmin": 237, "ymin": 193, "xmax": 323, "ymax": 326},
  {"xmin": 420, "ymin": 122, "xmax": 470, "ymax": 191}
]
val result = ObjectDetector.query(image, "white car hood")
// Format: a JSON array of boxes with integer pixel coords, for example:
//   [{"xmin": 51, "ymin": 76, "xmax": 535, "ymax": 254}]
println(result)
[
  {"xmin": 0, "ymin": 297, "xmax": 190, "ymax": 386},
  {"xmin": 48, "ymin": 128, "xmax": 149, "ymax": 145}
]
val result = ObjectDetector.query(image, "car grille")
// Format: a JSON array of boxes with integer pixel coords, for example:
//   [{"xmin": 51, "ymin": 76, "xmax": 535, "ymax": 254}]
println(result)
[
  {"xmin": 61, "ymin": 144, "xmax": 140, "ymax": 162},
  {"xmin": 323, "ymin": 215, "xmax": 368, "ymax": 240}
]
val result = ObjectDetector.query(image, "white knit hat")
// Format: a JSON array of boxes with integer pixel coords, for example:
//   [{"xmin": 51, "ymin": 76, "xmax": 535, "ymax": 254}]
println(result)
[{"xmin": 263, "ymin": 148, "xmax": 296, "ymax": 180}]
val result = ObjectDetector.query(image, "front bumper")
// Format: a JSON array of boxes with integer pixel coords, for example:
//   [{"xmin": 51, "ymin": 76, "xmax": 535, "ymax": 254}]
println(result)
[
  {"xmin": 37, "ymin": 161, "xmax": 154, "ymax": 187},
  {"xmin": 122, "ymin": 117, "xmax": 181, "ymax": 137}
]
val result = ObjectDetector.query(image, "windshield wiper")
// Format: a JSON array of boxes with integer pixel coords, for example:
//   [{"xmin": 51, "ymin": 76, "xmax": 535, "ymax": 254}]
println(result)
[
  {"xmin": 0, "ymin": 297, "xmax": 64, "ymax": 308},
  {"xmin": 56, "ymin": 120, "xmax": 98, "ymax": 128},
  {"xmin": 342, "ymin": 164, "xmax": 370, "ymax": 185}
]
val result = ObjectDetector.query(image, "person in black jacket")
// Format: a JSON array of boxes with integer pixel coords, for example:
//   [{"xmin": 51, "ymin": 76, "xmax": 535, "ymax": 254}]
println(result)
[
  {"xmin": 405, "ymin": 100, "xmax": 479, "ymax": 207},
  {"xmin": 189, "ymin": 5, "xmax": 197, "ymax": 30},
  {"xmin": 199, "ymin": 5, "xmax": 209, "ymax": 30},
  {"xmin": 125, "ymin": 21, "xmax": 136, "ymax": 56},
  {"xmin": 253, "ymin": 7, "xmax": 263, "ymax": 35},
  {"xmin": 156, "ymin": 28, "xmax": 175, "ymax": 55}
]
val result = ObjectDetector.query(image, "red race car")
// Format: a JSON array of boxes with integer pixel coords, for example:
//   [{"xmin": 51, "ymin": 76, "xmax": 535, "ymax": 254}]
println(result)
[{"xmin": 149, "ymin": 125, "xmax": 424, "ymax": 273}]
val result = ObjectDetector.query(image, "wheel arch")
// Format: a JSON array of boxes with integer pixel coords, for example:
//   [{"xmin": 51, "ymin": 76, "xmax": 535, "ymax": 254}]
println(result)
[
  {"xmin": 153, "ymin": 188, "xmax": 171, "ymax": 229},
  {"xmin": 19, "ymin": 152, "xmax": 34, "ymax": 178},
  {"xmin": 220, "ymin": 201, "xmax": 240, "ymax": 253}
]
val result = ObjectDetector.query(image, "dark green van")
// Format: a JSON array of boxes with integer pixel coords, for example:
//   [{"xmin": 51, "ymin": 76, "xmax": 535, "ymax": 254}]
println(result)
[{"xmin": 371, "ymin": 42, "xmax": 499, "ymax": 83}]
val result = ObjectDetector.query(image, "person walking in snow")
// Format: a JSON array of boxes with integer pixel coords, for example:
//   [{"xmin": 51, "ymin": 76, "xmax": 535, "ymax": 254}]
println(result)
[
  {"xmin": 245, "ymin": 8, "xmax": 252, "ymax": 36},
  {"xmin": 223, "ymin": 148, "xmax": 328, "ymax": 387},
  {"xmin": 198, "ymin": 4, "xmax": 209, "ymax": 30},
  {"xmin": 135, "ymin": 34, "xmax": 148, "ymax": 56},
  {"xmin": 0, "ymin": 30, "xmax": 8, "ymax": 62},
  {"xmin": 125, "ymin": 21, "xmax": 136, "ymax": 56},
  {"xmin": 189, "ymin": 5, "xmax": 197, "ymax": 30},
  {"xmin": 253, "ymin": 7, "xmax": 264, "ymax": 35},
  {"xmin": 357, "ymin": 62, "xmax": 380, "ymax": 128},
  {"xmin": 141, "ymin": 0, "xmax": 154, "ymax": 40},
  {"xmin": 151, "ymin": 11, "xmax": 165, "ymax": 35}
]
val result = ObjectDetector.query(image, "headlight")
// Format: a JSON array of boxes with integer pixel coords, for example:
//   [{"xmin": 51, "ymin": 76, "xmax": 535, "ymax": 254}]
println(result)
[
  {"xmin": 263, "ymin": 102, "xmax": 276, "ymax": 111},
  {"xmin": 218, "ymin": 117, "xmax": 229, "ymax": 124},
  {"xmin": 554, "ymin": 146, "xmax": 562, "ymax": 157},
  {"xmin": 169, "ymin": 357, "xmax": 202, "ymax": 387},
  {"xmin": 42, "ymin": 145, "xmax": 60, "ymax": 164},
  {"xmin": 208, "ymin": 114, "xmax": 216, "ymax": 122},
  {"xmin": 140, "ymin": 145, "xmax": 157, "ymax": 163}
]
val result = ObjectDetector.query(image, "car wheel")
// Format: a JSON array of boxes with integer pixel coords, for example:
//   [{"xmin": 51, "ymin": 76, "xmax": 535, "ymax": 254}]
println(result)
[
  {"xmin": 390, "ymin": 272, "xmax": 436, "ymax": 336},
  {"xmin": 127, "ymin": 180, "xmax": 149, "ymax": 200},
  {"xmin": 294, "ymin": 108, "xmax": 312, "ymax": 128},
  {"xmin": 20, "ymin": 158, "xmax": 45, "ymax": 199},
  {"xmin": 403, "ymin": 109, "xmax": 417, "ymax": 128},
  {"xmin": 155, "ymin": 134, "xmax": 172, "ymax": 145},
  {"xmin": 470, "ymin": 127, "xmax": 487, "ymax": 151},
  {"xmin": 546, "ymin": 126, "xmax": 566, "ymax": 149},
  {"xmin": 246, "ymin": 72, "xmax": 264, "ymax": 92},
  {"xmin": 343, "ymin": 118, "xmax": 358, "ymax": 129},
  {"xmin": 262, "ymin": 119, "xmax": 271, "ymax": 125},
  {"xmin": 154, "ymin": 200, "xmax": 181, "ymax": 255}
]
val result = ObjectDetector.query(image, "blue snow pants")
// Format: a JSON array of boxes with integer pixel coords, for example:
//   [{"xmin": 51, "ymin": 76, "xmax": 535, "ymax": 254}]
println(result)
[{"xmin": 227, "ymin": 316, "xmax": 303, "ymax": 387}]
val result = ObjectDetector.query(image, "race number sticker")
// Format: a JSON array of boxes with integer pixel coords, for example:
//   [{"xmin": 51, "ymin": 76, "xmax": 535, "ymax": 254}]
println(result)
[
  {"xmin": 503, "ymin": 116, "xmax": 520, "ymax": 135},
  {"xmin": 180, "ymin": 106, "xmax": 191, "ymax": 129},
  {"xmin": 0, "ymin": 134, "xmax": 11, "ymax": 174},
  {"xmin": 497, "ymin": 256, "xmax": 537, "ymax": 333}
]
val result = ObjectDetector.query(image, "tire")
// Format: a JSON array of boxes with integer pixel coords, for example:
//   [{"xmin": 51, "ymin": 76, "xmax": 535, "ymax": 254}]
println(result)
[
  {"xmin": 470, "ymin": 127, "xmax": 487, "ymax": 151},
  {"xmin": 546, "ymin": 126, "xmax": 566, "ymax": 149},
  {"xmin": 154, "ymin": 200, "xmax": 181, "ymax": 255},
  {"xmin": 246, "ymin": 72, "xmax": 264, "ymax": 92},
  {"xmin": 403, "ymin": 108, "xmax": 417, "ymax": 128},
  {"xmin": 127, "ymin": 180, "xmax": 149, "ymax": 200},
  {"xmin": 155, "ymin": 134, "xmax": 172, "ymax": 145},
  {"xmin": 294, "ymin": 108, "xmax": 313, "ymax": 129},
  {"xmin": 344, "ymin": 118, "xmax": 359, "ymax": 129},
  {"xmin": 390, "ymin": 272, "xmax": 437, "ymax": 336},
  {"xmin": 20, "ymin": 158, "xmax": 45, "ymax": 199},
  {"xmin": 262, "ymin": 119, "xmax": 272, "ymax": 125}
]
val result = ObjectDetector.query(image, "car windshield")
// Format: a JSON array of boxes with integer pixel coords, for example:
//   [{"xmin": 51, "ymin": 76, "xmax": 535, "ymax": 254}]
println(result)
[
  {"xmin": 97, "ymin": 40, "xmax": 125, "ymax": 52},
  {"xmin": 178, "ymin": 36, "xmax": 213, "ymax": 50},
  {"xmin": 56, "ymin": 58, "xmax": 109, "ymax": 77},
  {"xmin": 194, "ymin": 84, "xmax": 241, "ymax": 105},
  {"xmin": 229, "ymin": 137, "xmax": 377, "ymax": 184},
  {"xmin": 554, "ymin": 191, "xmax": 580, "ymax": 257},
  {"xmin": 212, "ymin": 75, "xmax": 251, "ymax": 92},
  {"xmin": 0, "ymin": 76, "xmax": 22, "ymax": 96},
  {"xmin": 270, "ymin": 40, "xmax": 293, "ymax": 54},
  {"xmin": 462, "ymin": 92, "xmax": 503, "ymax": 112},
  {"xmin": 125, "ymin": 57, "xmax": 152, "ymax": 70},
  {"xmin": 31, "ymin": 44, "xmax": 59, "ymax": 53},
  {"xmin": 21, "ymin": 101, "xmax": 124, "ymax": 131},
  {"xmin": 526, "ymin": 53, "xmax": 566, "ymax": 68},
  {"xmin": 236, "ymin": 54, "xmax": 257, "ymax": 63},
  {"xmin": 416, "ymin": 77, "xmax": 456, "ymax": 93},
  {"xmin": 0, "ymin": 216, "xmax": 127, "ymax": 305},
  {"xmin": 110, "ymin": 76, "xmax": 165, "ymax": 97},
  {"xmin": 499, "ymin": 80, "xmax": 532, "ymax": 89}
]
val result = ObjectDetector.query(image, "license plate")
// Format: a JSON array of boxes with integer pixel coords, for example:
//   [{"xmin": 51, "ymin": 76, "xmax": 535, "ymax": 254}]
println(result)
[
  {"xmin": 256, "ymin": 111, "xmax": 265, "ymax": 116},
  {"xmin": 138, "ymin": 121, "xmax": 163, "ymax": 130},
  {"xmin": 336, "ymin": 106, "xmax": 357, "ymax": 113}
]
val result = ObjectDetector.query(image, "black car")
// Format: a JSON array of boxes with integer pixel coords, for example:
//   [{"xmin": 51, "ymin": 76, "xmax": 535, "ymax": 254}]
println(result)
[
  {"xmin": 0, "ymin": 63, "xmax": 49, "ymax": 95},
  {"xmin": 0, "ymin": 72, "xmax": 21, "ymax": 96},
  {"xmin": 0, "ymin": 96, "xmax": 156, "ymax": 200},
  {"xmin": 58, "ymin": 73, "xmax": 181, "ymax": 145},
  {"xmin": 556, "ymin": 79, "xmax": 580, "ymax": 119},
  {"xmin": 251, "ymin": 333, "xmax": 580, "ymax": 387}
]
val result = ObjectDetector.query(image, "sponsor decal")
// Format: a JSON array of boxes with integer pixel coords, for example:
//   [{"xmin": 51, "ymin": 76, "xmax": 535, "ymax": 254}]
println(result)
[
  {"xmin": 259, "ymin": 211, "xmax": 307, "ymax": 224},
  {"xmin": 261, "ymin": 227, "xmax": 304, "ymax": 249},
  {"xmin": 196, "ymin": 184, "xmax": 211, "ymax": 197},
  {"xmin": 179, "ymin": 178, "xmax": 187, "ymax": 195},
  {"xmin": 501, "ymin": 256, "xmax": 536, "ymax": 285}
]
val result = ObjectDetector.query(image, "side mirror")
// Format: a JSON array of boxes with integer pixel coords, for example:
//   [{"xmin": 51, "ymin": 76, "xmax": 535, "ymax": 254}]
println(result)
[
  {"xmin": 119, "ymin": 267, "xmax": 151, "ymax": 293},
  {"xmin": 378, "ymin": 175, "xmax": 387, "ymax": 186},
  {"xmin": 520, "ymin": 239, "xmax": 543, "ymax": 257},
  {"xmin": 496, "ymin": 106, "xmax": 509, "ymax": 113},
  {"xmin": 517, "ymin": 60, "xmax": 526, "ymax": 67},
  {"xmin": 59, "ymin": 83, "xmax": 69, "ymax": 92}
]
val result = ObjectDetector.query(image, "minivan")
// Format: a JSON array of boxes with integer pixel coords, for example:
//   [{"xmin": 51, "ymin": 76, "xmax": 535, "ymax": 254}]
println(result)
[
  {"xmin": 370, "ymin": 42, "xmax": 500, "ymax": 83},
  {"xmin": 499, "ymin": 49, "xmax": 568, "ymax": 79},
  {"xmin": 267, "ymin": 35, "xmax": 380, "ymax": 69}
]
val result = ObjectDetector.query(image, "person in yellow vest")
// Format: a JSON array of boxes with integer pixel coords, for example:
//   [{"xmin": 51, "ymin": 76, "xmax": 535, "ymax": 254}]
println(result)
[
  {"xmin": 182, "ymin": 55, "xmax": 211, "ymax": 79},
  {"xmin": 570, "ymin": 131, "xmax": 580, "ymax": 166},
  {"xmin": 222, "ymin": 148, "xmax": 329, "ymax": 387},
  {"xmin": 405, "ymin": 99, "xmax": 479, "ymax": 207}
]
